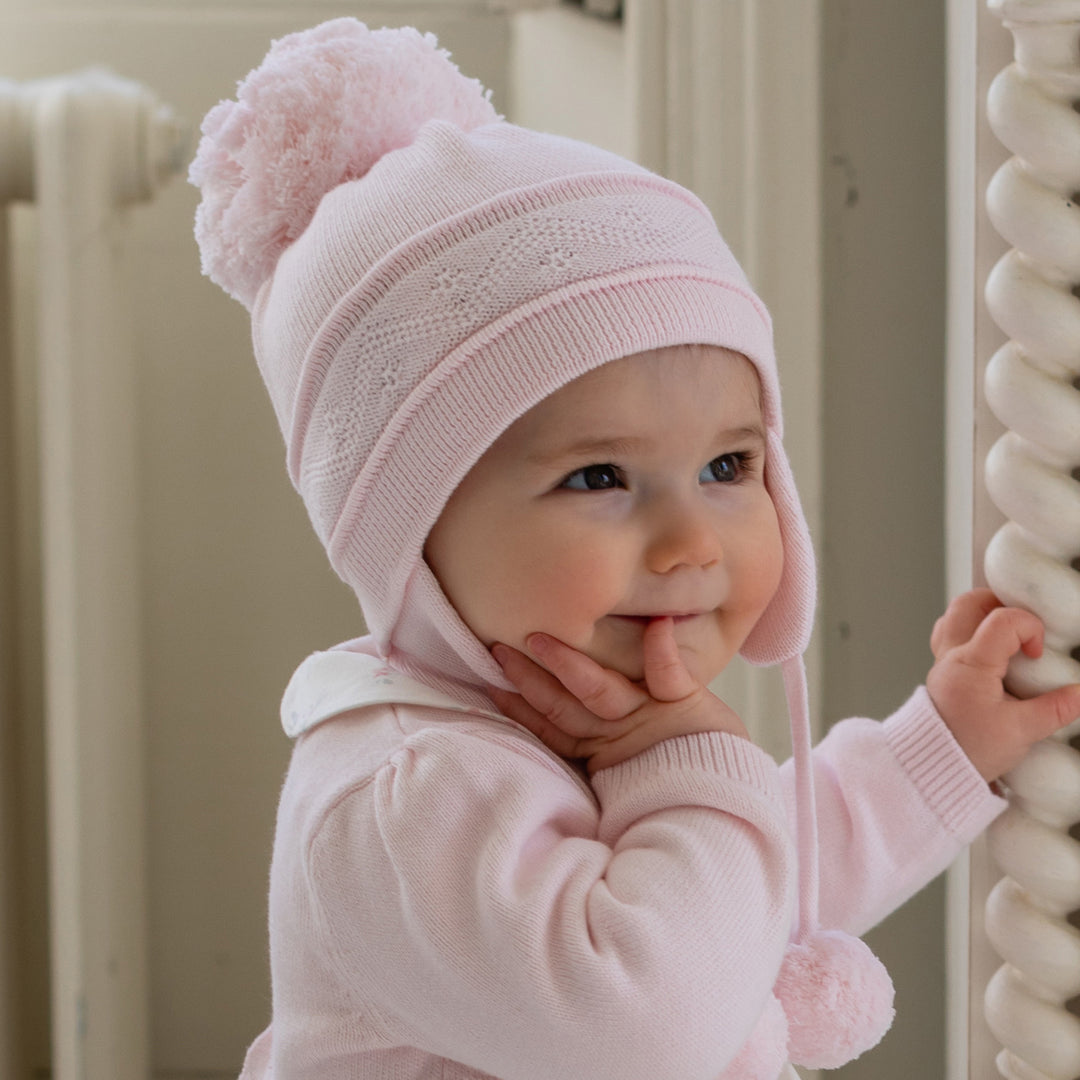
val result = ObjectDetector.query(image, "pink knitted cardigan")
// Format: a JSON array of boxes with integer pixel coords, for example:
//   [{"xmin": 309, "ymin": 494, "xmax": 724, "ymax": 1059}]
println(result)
[{"xmin": 234, "ymin": 643, "xmax": 1003, "ymax": 1080}]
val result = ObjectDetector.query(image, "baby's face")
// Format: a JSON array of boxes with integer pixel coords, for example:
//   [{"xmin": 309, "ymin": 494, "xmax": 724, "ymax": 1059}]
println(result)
[{"xmin": 425, "ymin": 345, "xmax": 784, "ymax": 686}]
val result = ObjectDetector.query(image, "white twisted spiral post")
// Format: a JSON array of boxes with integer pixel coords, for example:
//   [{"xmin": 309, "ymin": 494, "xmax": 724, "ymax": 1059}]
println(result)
[{"xmin": 980, "ymin": 2, "xmax": 1080, "ymax": 1078}]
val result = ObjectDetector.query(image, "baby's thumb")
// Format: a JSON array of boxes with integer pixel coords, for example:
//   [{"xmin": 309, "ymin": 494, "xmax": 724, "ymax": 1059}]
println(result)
[
  {"xmin": 1024, "ymin": 682, "xmax": 1080, "ymax": 742},
  {"xmin": 642, "ymin": 617, "xmax": 697, "ymax": 701}
]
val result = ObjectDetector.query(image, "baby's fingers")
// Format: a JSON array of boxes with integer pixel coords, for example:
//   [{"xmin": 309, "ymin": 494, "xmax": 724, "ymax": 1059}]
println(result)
[
  {"xmin": 487, "ymin": 684, "xmax": 587, "ymax": 760},
  {"xmin": 492, "ymin": 644, "xmax": 602, "ymax": 737},
  {"xmin": 1013, "ymin": 683, "xmax": 1080, "ymax": 746},
  {"xmin": 642, "ymin": 617, "xmax": 698, "ymax": 702},
  {"xmin": 931, "ymin": 588, "xmax": 1002, "ymax": 659},
  {"xmin": 525, "ymin": 633, "xmax": 648, "ymax": 720},
  {"xmin": 962, "ymin": 605, "xmax": 1045, "ymax": 671}
]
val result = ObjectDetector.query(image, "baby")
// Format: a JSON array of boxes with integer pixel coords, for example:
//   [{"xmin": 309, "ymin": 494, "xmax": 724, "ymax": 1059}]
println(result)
[
  {"xmin": 190, "ymin": 19, "xmax": 1080, "ymax": 1080},
  {"xmin": 428, "ymin": 344, "xmax": 781, "ymax": 766}
]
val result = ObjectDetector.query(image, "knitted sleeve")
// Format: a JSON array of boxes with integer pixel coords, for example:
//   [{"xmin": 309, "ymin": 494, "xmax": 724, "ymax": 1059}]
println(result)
[
  {"xmin": 783, "ymin": 686, "xmax": 1007, "ymax": 935},
  {"xmin": 305, "ymin": 719, "xmax": 795, "ymax": 1080}
]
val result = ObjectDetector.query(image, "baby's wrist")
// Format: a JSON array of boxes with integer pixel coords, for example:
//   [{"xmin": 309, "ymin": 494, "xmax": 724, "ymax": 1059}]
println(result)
[
  {"xmin": 589, "ymin": 726, "xmax": 762, "ymax": 788},
  {"xmin": 587, "ymin": 713, "xmax": 751, "ymax": 774}
]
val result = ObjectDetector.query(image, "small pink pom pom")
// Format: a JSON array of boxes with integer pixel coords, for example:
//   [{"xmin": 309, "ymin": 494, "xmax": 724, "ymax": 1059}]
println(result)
[
  {"xmin": 775, "ymin": 930, "xmax": 895, "ymax": 1070},
  {"xmin": 719, "ymin": 993, "xmax": 789, "ymax": 1080},
  {"xmin": 189, "ymin": 18, "xmax": 499, "ymax": 307}
]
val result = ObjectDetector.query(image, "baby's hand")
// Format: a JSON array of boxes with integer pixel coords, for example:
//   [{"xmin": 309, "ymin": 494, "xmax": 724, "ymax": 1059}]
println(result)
[
  {"xmin": 488, "ymin": 617, "xmax": 749, "ymax": 775},
  {"xmin": 926, "ymin": 588, "xmax": 1080, "ymax": 782}
]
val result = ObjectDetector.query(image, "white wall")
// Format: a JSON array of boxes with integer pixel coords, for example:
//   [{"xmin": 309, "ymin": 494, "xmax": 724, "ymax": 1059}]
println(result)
[
  {"xmin": 510, "ymin": 7, "xmax": 630, "ymax": 157},
  {"xmin": 822, "ymin": 3, "xmax": 954, "ymax": 1079}
]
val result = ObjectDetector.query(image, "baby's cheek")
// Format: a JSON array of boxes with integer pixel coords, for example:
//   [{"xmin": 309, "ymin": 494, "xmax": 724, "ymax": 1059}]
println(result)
[
  {"xmin": 525, "ymin": 542, "xmax": 617, "ymax": 613},
  {"xmin": 746, "ymin": 563, "xmax": 782, "ymax": 612},
  {"xmin": 738, "ymin": 528, "xmax": 784, "ymax": 614},
  {"xmin": 532, "ymin": 577, "xmax": 606, "ymax": 634}
]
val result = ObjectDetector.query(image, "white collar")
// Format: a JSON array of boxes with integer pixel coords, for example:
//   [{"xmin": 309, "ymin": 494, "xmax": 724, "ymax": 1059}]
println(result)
[{"xmin": 281, "ymin": 648, "xmax": 508, "ymax": 738}]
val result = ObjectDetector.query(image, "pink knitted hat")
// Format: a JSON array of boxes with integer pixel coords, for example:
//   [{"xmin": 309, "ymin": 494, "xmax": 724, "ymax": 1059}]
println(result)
[
  {"xmin": 188, "ymin": 17, "xmax": 814, "ymax": 686},
  {"xmin": 190, "ymin": 19, "xmax": 892, "ymax": 1071}
]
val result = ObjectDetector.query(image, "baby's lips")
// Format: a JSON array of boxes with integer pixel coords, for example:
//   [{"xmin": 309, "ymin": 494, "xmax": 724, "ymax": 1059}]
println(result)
[{"xmin": 610, "ymin": 611, "xmax": 705, "ymax": 626}]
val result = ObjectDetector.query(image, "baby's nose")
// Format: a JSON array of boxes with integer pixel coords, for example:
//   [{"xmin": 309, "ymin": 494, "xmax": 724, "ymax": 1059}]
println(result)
[{"xmin": 644, "ymin": 501, "xmax": 723, "ymax": 574}]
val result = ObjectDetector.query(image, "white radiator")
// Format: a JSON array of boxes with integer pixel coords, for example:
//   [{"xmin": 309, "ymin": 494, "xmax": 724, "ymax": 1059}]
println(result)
[{"xmin": 0, "ymin": 69, "xmax": 181, "ymax": 1080}]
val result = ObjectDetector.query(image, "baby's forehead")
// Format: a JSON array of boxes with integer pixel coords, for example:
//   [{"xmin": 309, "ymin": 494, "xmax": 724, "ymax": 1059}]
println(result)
[
  {"xmin": 488, "ymin": 345, "xmax": 764, "ymax": 458},
  {"xmin": 539, "ymin": 344, "xmax": 759, "ymax": 415},
  {"xmin": 628, "ymin": 344, "xmax": 761, "ymax": 391}
]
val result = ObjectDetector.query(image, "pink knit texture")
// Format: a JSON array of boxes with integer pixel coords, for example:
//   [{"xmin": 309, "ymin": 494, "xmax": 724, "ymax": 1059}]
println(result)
[
  {"xmin": 718, "ymin": 993, "xmax": 789, "ymax": 1080},
  {"xmin": 189, "ymin": 18, "xmax": 498, "ymax": 307}
]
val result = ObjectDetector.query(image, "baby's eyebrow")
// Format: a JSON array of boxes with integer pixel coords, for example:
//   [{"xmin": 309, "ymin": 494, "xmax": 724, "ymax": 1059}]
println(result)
[
  {"xmin": 527, "ymin": 435, "xmax": 648, "ymax": 467},
  {"xmin": 527, "ymin": 425, "xmax": 767, "ymax": 467},
  {"xmin": 715, "ymin": 424, "xmax": 768, "ymax": 446}
]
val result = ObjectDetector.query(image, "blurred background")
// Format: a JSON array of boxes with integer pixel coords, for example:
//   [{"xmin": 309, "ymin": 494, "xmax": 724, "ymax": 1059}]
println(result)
[{"xmin": 0, "ymin": 1, "xmax": 1006, "ymax": 1077}]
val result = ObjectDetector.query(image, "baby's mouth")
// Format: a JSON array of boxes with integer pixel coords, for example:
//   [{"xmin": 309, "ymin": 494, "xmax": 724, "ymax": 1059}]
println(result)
[{"xmin": 610, "ymin": 612, "xmax": 704, "ymax": 626}]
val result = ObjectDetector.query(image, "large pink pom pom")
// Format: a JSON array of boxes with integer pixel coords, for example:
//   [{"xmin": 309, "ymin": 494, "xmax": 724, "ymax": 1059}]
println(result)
[
  {"xmin": 189, "ymin": 18, "xmax": 499, "ymax": 307},
  {"xmin": 775, "ymin": 930, "xmax": 895, "ymax": 1070},
  {"xmin": 719, "ymin": 993, "xmax": 789, "ymax": 1080}
]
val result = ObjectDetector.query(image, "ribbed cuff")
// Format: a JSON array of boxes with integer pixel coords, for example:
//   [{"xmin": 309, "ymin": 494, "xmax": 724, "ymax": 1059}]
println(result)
[
  {"xmin": 883, "ymin": 686, "xmax": 1007, "ymax": 841},
  {"xmin": 599, "ymin": 731, "xmax": 780, "ymax": 793},
  {"xmin": 591, "ymin": 732, "xmax": 786, "ymax": 843}
]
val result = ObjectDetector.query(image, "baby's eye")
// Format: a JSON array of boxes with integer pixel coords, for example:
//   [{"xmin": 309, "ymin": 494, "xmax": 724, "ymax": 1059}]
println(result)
[
  {"xmin": 700, "ymin": 452, "xmax": 749, "ymax": 484},
  {"xmin": 560, "ymin": 464, "xmax": 623, "ymax": 491}
]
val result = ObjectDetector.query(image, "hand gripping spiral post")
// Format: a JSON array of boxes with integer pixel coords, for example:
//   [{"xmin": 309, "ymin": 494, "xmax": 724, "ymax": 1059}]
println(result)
[{"xmin": 980, "ymin": 3, "xmax": 1080, "ymax": 1078}]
